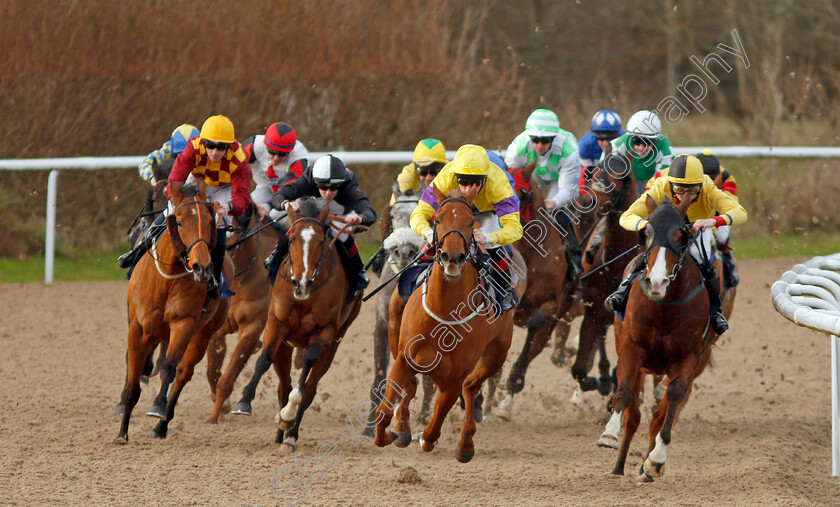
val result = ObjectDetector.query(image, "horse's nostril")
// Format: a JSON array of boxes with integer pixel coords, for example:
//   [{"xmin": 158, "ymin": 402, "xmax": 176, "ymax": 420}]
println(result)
[
  {"xmin": 440, "ymin": 252, "xmax": 450, "ymax": 263},
  {"xmin": 456, "ymin": 253, "xmax": 466, "ymax": 266}
]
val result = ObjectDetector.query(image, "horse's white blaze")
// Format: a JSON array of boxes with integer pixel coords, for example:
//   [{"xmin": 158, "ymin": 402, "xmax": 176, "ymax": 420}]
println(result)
[
  {"xmin": 603, "ymin": 409, "xmax": 622, "ymax": 439},
  {"xmin": 280, "ymin": 387, "xmax": 302, "ymax": 421},
  {"xmin": 300, "ymin": 226, "xmax": 316, "ymax": 281},
  {"xmin": 648, "ymin": 432, "xmax": 667, "ymax": 463},
  {"xmin": 648, "ymin": 248, "xmax": 669, "ymax": 296},
  {"xmin": 189, "ymin": 207, "xmax": 196, "ymax": 215}
]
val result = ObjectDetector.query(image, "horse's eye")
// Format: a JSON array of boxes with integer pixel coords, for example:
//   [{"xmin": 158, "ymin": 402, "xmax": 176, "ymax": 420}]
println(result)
[{"xmin": 176, "ymin": 221, "xmax": 182, "ymax": 227}]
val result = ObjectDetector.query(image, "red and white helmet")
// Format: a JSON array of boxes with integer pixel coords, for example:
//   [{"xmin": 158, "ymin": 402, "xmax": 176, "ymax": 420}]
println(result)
[{"xmin": 264, "ymin": 122, "xmax": 297, "ymax": 152}]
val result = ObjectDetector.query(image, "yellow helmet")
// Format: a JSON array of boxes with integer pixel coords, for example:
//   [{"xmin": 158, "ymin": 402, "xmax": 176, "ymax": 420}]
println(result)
[
  {"xmin": 448, "ymin": 144, "xmax": 490, "ymax": 187},
  {"xmin": 413, "ymin": 138, "xmax": 447, "ymax": 167},
  {"xmin": 667, "ymin": 154, "xmax": 704, "ymax": 187},
  {"xmin": 200, "ymin": 115, "xmax": 235, "ymax": 143}
]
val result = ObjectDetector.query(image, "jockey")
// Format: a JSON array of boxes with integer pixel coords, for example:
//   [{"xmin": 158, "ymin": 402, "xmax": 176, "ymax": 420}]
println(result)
[
  {"xmin": 579, "ymin": 110, "xmax": 625, "ymax": 170},
  {"xmin": 168, "ymin": 115, "xmax": 252, "ymax": 299},
  {"xmin": 604, "ymin": 154, "xmax": 747, "ymax": 335},
  {"xmin": 267, "ymin": 154, "xmax": 377, "ymax": 294},
  {"xmin": 137, "ymin": 124, "xmax": 199, "ymax": 185},
  {"xmin": 602, "ymin": 110, "xmax": 673, "ymax": 197},
  {"xmin": 241, "ymin": 122, "xmax": 310, "ymax": 220},
  {"xmin": 412, "ymin": 144, "xmax": 523, "ymax": 311},
  {"xmin": 504, "ymin": 108, "xmax": 584, "ymax": 278},
  {"xmin": 391, "ymin": 138, "xmax": 447, "ymax": 204},
  {"xmin": 646, "ymin": 149, "xmax": 740, "ymax": 288}
]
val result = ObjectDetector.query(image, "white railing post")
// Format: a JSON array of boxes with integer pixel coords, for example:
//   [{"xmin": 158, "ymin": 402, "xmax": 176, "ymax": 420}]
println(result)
[
  {"xmin": 45, "ymin": 169, "xmax": 58, "ymax": 283},
  {"xmin": 833, "ymin": 335, "xmax": 840, "ymax": 476}
]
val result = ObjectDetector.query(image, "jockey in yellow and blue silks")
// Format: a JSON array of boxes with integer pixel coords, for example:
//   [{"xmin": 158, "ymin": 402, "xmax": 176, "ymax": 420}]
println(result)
[
  {"xmin": 605, "ymin": 154, "xmax": 747, "ymax": 335},
  {"xmin": 411, "ymin": 144, "xmax": 523, "ymax": 310},
  {"xmin": 137, "ymin": 124, "xmax": 200, "ymax": 185}
]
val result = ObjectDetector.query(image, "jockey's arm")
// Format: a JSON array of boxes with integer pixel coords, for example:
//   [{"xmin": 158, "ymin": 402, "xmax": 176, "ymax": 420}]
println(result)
[
  {"xmin": 491, "ymin": 212, "xmax": 524, "ymax": 246},
  {"xmin": 410, "ymin": 200, "xmax": 436, "ymax": 243},
  {"xmin": 227, "ymin": 158, "xmax": 252, "ymax": 216},
  {"xmin": 549, "ymin": 152, "xmax": 583, "ymax": 207},
  {"xmin": 396, "ymin": 163, "xmax": 419, "ymax": 195},
  {"xmin": 619, "ymin": 188, "xmax": 658, "ymax": 232},
  {"xmin": 269, "ymin": 173, "xmax": 311, "ymax": 211},
  {"xmin": 705, "ymin": 182, "xmax": 747, "ymax": 226},
  {"xmin": 487, "ymin": 176, "xmax": 524, "ymax": 246}
]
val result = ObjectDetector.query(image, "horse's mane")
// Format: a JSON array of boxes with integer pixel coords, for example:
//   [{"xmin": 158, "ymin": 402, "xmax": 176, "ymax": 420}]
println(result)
[{"xmin": 297, "ymin": 197, "xmax": 323, "ymax": 218}]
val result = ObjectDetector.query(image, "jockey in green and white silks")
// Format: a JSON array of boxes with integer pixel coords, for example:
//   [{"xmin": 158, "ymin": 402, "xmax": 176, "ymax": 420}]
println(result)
[{"xmin": 602, "ymin": 110, "xmax": 673, "ymax": 197}]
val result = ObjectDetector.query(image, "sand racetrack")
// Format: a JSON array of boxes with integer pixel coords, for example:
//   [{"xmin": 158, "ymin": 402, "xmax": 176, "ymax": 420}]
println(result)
[{"xmin": 1, "ymin": 258, "xmax": 837, "ymax": 505}]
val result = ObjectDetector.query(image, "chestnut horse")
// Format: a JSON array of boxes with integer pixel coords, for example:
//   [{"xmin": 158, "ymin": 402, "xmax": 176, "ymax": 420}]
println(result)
[
  {"xmin": 495, "ymin": 161, "xmax": 579, "ymax": 420},
  {"xmin": 205, "ymin": 204, "xmax": 278, "ymax": 423},
  {"xmin": 374, "ymin": 188, "xmax": 518, "ymax": 463},
  {"xmin": 115, "ymin": 181, "xmax": 231, "ymax": 442},
  {"xmin": 569, "ymin": 156, "xmax": 639, "ymax": 399},
  {"xmin": 230, "ymin": 199, "xmax": 362, "ymax": 452},
  {"xmin": 599, "ymin": 198, "xmax": 722, "ymax": 482}
]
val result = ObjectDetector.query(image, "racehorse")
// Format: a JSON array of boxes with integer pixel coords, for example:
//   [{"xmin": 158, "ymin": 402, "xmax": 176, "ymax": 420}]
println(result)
[
  {"xmin": 495, "ymin": 161, "xmax": 579, "ymax": 420},
  {"xmin": 205, "ymin": 204, "xmax": 278, "ymax": 423},
  {"xmin": 363, "ymin": 189, "xmax": 435, "ymax": 437},
  {"xmin": 374, "ymin": 188, "xmax": 518, "ymax": 462},
  {"xmin": 230, "ymin": 198, "xmax": 362, "ymax": 452},
  {"xmin": 569, "ymin": 156, "xmax": 639, "ymax": 399},
  {"xmin": 115, "ymin": 181, "xmax": 231, "ymax": 442},
  {"xmin": 599, "ymin": 197, "xmax": 722, "ymax": 482}
]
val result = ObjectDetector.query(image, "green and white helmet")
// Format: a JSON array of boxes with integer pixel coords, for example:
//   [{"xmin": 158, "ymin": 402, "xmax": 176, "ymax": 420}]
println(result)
[{"xmin": 525, "ymin": 109, "xmax": 560, "ymax": 137}]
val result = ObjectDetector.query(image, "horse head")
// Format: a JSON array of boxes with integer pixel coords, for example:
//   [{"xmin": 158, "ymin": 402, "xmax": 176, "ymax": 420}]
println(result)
[
  {"xmin": 285, "ymin": 198, "xmax": 331, "ymax": 300},
  {"xmin": 642, "ymin": 198, "xmax": 693, "ymax": 298},
  {"xmin": 168, "ymin": 180, "xmax": 215, "ymax": 283},
  {"xmin": 591, "ymin": 154, "xmax": 637, "ymax": 216},
  {"xmin": 432, "ymin": 185, "xmax": 475, "ymax": 279}
]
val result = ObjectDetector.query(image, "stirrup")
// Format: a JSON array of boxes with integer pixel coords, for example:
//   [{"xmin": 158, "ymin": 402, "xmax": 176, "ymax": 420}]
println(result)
[
  {"xmin": 604, "ymin": 291, "xmax": 623, "ymax": 312},
  {"xmin": 711, "ymin": 312, "xmax": 729, "ymax": 334},
  {"xmin": 117, "ymin": 251, "xmax": 135, "ymax": 269},
  {"xmin": 263, "ymin": 251, "xmax": 275, "ymax": 271}
]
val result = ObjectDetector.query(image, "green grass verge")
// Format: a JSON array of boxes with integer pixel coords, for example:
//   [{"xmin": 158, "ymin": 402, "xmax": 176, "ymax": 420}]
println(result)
[{"xmin": 3, "ymin": 233, "xmax": 839, "ymax": 283}]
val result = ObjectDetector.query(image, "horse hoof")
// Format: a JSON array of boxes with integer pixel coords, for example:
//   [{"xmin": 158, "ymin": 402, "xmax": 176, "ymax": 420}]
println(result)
[
  {"xmin": 361, "ymin": 426, "xmax": 374, "ymax": 439},
  {"xmin": 393, "ymin": 432, "xmax": 413, "ymax": 448},
  {"xmin": 455, "ymin": 448, "xmax": 475, "ymax": 463},
  {"xmin": 597, "ymin": 381, "xmax": 613, "ymax": 396},
  {"xmin": 636, "ymin": 463, "xmax": 655, "ymax": 484},
  {"xmin": 279, "ymin": 442, "xmax": 296, "ymax": 454},
  {"xmin": 204, "ymin": 418, "xmax": 218, "ymax": 425},
  {"xmin": 495, "ymin": 395, "xmax": 513, "ymax": 421},
  {"xmin": 139, "ymin": 375, "xmax": 149, "ymax": 385},
  {"xmin": 148, "ymin": 428, "xmax": 166, "ymax": 439},
  {"xmin": 596, "ymin": 434, "xmax": 618, "ymax": 449},
  {"xmin": 231, "ymin": 402, "xmax": 252, "ymax": 416},
  {"xmin": 420, "ymin": 437, "xmax": 435, "ymax": 452},
  {"xmin": 221, "ymin": 399, "xmax": 232, "ymax": 414},
  {"xmin": 473, "ymin": 408, "xmax": 483, "ymax": 424},
  {"xmin": 113, "ymin": 405, "xmax": 124, "ymax": 417},
  {"xmin": 146, "ymin": 406, "xmax": 165, "ymax": 419},
  {"xmin": 113, "ymin": 435, "xmax": 129, "ymax": 445},
  {"xmin": 643, "ymin": 457, "xmax": 665, "ymax": 478},
  {"xmin": 570, "ymin": 387, "xmax": 583, "ymax": 405}
]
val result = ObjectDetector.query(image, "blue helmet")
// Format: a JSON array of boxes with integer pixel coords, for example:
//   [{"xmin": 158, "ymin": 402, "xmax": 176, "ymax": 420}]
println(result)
[
  {"xmin": 170, "ymin": 124, "xmax": 200, "ymax": 154},
  {"xmin": 590, "ymin": 110, "xmax": 622, "ymax": 132}
]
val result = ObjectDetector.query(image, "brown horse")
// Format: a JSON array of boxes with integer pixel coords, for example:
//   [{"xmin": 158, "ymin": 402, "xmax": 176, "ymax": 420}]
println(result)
[
  {"xmin": 569, "ymin": 155, "xmax": 639, "ymax": 398},
  {"xmin": 230, "ymin": 198, "xmax": 362, "ymax": 452},
  {"xmin": 599, "ymin": 198, "xmax": 722, "ymax": 482},
  {"xmin": 115, "ymin": 181, "xmax": 231, "ymax": 442},
  {"xmin": 495, "ymin": 161, "xmax": 579, "ymax": 420},
  {"xmin": 374, "ymin": 188, "xmax": 517, "ymax": 462},
  {"xmin": 205, "ymin": 204, "xmax": 278, "ymax": 423}
]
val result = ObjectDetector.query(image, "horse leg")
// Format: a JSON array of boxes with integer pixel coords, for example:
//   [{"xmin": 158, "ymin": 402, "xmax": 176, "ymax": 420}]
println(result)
[
  {"xmin": 363, "ymin": 313, "xmax": 391, "ymax": 438},
  {"xmin": 205, "ymin": 320, "xmax": 232, "ymax": 405},
  {"xmin": 640, "ymin": 368, "xmax": 694, "ymax": 482},
  {"xmin": 611, "ymin": 341, "xmax": 645, "ymax": 475},
  {"xmin": 571, "ymin": 307, "xmax": 608, "ymax": 393},
  {"xmin": 115, "ymin": 322, "xmax": 148, "ymax": 443},
  {"xmin": 550, "ymin": 313, "xmax": 573, "ymax": 367},
  {"xmin": 232, "ymin": 314, "xmax": 285, "ymax": 415},
  {"xmin": 208, "ymin": 319, "xmax": 263, "ymax": 423},
  {"xmin": 483, "ymin": 368, "xmax": 503, "ymax": 420},
  {"xmin": 392, "ymin": 373, "xmax": 417, "ymax": 448},
  {"xmin": 271, "ymin": 343, "xmax": 294, "ymax": 448},
  {"xmin": 419, "ymin": 381, "xmax": 461, "ymax": 453},
  {"xmin": 596, "ymin": 333, "xmax": 613, "ymax": 396},
  {"xmin": 651, "ymin": 374, "xmax": 666, "ymax": 412},
  {"xmin": 150, "ymin": 329, "xmax": 212, "ymax": 439},
  {"xmin": 499, "ymin": 305, "xmax": 555, "ymax": 421},
  {"xmin": 417, "ymin": 375, "xmax": 435, "ymax": 426},
  {"xmin": 147, "ymin": 319, "xmax": 199, "ymax": 419},
  {"xmin": 374, "ymin": 355, "xmax": 412, "ymax": 448}
]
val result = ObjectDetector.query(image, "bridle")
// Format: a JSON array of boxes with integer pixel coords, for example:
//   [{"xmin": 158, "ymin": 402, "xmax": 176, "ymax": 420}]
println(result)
[
  {"xmin": 148, "ymin": 198, "xmax": 215, "ymax": 277},
  {"xmin": 639, "ymin": 220, "xmax": 703, "ymax": 304},
  {"xmin": 277, "ymin": 214, "xmax": 355, "ymax": 291},
  {"xmin": 431, "ymin": 198, "xmax": 476, "ymax": 267}
]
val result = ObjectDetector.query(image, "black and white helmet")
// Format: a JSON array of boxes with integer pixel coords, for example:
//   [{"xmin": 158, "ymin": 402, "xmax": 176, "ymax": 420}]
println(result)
[{"xmin": 312, "ymin": 155, "xmax": 348, "ymax": 189}]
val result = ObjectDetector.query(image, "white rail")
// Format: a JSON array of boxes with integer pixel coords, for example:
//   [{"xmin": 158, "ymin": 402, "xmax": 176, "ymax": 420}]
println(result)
[
  {"xmin": 2, "ymin": 146, "xmax": 840, "ymax": 283},
  {"xmin": 771, "ymin": 254, "xmax": 840, "ymax": 476}
]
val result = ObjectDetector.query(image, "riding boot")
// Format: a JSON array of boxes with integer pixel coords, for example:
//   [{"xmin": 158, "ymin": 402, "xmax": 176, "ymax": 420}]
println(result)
[
  {"xmin": 206, "ymin": 228, "xmax": 227, "ymax": 301},
  {"xmin": 119, "ymin": 218, "xmax": 166, "ymax": 269},
  {"xmin": 717, "ymin": 241, "xmax": 740, "ymax": 288},
  {"xmin": 488, "ymin": 247, "xmax": 518, "ymax": 312},
  {"xmin": 604, "ymin": 253, "xmax": 645, "ymax": 312},
  {"xmin": 265, "ymin": 234, "xmax": 290, "ymax": 287},
  {"xmin": 703, "ymin": 267, "xmax": 729, "ymax": 335},
  {"xmin": 552, "ymin": 208, "xmax": 584, "ymax": 280},
  {"xmin": 584, "ymin": 221, "xmax": 605, "ymax": 264}
]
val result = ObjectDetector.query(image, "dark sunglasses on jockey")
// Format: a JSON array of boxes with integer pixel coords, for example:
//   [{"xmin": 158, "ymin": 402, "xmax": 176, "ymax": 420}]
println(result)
[
  {"xmin": 203, "ymin": 140, "xmax": 230, "ymax": 151},
  {"xmin": 593, "ymin": 131, "xmax": 620, "ymax": 142},
  {"xmin": 267, "ymin": 148, "xmax": 290, "ymax": 158},
  {"xmin": 415, "ymin": 161, "xmax": 445, "ymax": 177},
  {"xmin": 456, "ymin": 174, "xmax": 486, "ymax": 187},
  {"xmin": 630, "ymin": 136, "xmax": 654, "ymax": 146},
  {"xmin": 315, "ymin": 180, "xmax": 342, "ymax": 191},
  {"xmin": 529, "ymin": 135, "xmax": 555, "ymax": 145}
]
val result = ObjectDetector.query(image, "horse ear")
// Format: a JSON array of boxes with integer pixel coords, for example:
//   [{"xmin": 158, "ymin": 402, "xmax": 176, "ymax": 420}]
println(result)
[
  {"xmin": 196, "ymin": 179, "xmax": 207, "ymax": 199},
  {"xmin": 287, "ymin": 205, "xmax": 300, "ymax": 224},
  {"xmin": 645, "ymin": 194, "xmax": 657, "ymax": 215},
  {"xmin": 675, "ymin": 194, "xmax": 692, "ymax": 217},
  {"xmin": 318, "ymin": 202, "xmax": 331, "ymax": 224},
  {"xmin": 521, "ymin": 160, "xmax": 537, "ymax": 182},
  {"xmin": 432, "ymin": 184, "xmax": 446, "ymax": 204}
]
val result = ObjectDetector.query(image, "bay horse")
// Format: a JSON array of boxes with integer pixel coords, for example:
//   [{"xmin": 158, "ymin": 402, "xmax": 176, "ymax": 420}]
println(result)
[
  {"xmin": 205, "ymin": 203, "xmax": 278, "ymax": 423},
  {"xmin": 495, "ymin": 161, "xmax": 579, "ymax": 421},
  {"xmin": 230, "ymin": 198, "xmax": 362, "ymax": 452},
  {"xmin": 569, "ymin": 155, "xmax": 639, "ymax": 399},
  {"xmin": 374, "ymin": 187, "xmax": 518, "ymax": 463},
  {"xmin": 115, "ymin": 181, "xmax": 232, "ymax": 442},
  {"xmin": 600, "ymin": 197, "xmax": 721, "ymax": 482},
  {"xmin": 363, "ymin": 189, "xmax": 435, "ymax": 437}
]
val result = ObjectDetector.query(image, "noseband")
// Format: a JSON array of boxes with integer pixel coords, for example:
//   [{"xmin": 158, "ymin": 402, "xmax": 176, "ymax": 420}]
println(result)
[
  {"xmin": 432, "ymin": 198, "xmax": 475, "ymax": 266},
  {"xmin": 278, "ymin": 216, "xmax": 334, "ymax": 290}
]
